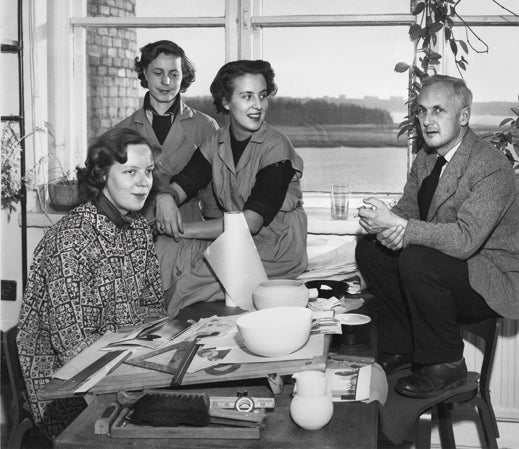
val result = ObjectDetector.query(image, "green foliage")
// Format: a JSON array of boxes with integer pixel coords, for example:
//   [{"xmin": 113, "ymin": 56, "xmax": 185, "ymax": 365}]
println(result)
[
  {"xmin": 1, "ymin": 123, "xmax": 24, "ymax": 215},
  {"xmin": 395, "ymin": 0, "xmax": 474, "ymax": 152},
  {"xmin": 1, "ymin": 122, "xmax": 47, "ymax": 218},
  {"xmin": 481, "ymin": 100, "xmax": 519, "ymax": 169},
  {"xmin": 393, "ymin": 0, "xmax": 519, "ymax": 157}
]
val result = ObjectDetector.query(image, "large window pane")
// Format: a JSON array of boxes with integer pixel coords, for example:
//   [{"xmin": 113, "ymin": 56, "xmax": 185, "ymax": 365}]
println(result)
[
  {"xmin": 456, "ymin": 0, "xmax": 518, "ymax": 15},
  {"xmin": 444, "ymin": 26, "xmax": 519, "ymax": 131},
  {"xmin": 261, "ymin": 0, "xmax": 411, "ymax": 15},
  {"xmin": 1, "ymin": 53, "xmax": 20, "ymax": 117},
  {"xmin": 135, "ymin": 0, "xmax": 224, "ymax": 17},
  {"xmin": 88, "ymin": 0, "xmax": 225, "ymax": 17},
  {"xmin": 262, "ymin": 26, "xmax": 413, "ymax": 193},
  {"xmin": 1, "ymin": 0, "xmax": 19, "ymax": 41}
]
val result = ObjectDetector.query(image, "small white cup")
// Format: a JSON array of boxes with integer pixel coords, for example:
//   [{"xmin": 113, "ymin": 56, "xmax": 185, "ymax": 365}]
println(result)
[{"xmin": 330, "ymin": 184, "xmax": 350, "ymax": 220}]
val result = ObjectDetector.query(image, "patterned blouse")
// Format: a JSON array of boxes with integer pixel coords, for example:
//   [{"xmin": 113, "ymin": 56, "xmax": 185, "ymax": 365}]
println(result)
[{"xmin": 16, "ymin": 200, "xmax": 165, "ymax": 438}]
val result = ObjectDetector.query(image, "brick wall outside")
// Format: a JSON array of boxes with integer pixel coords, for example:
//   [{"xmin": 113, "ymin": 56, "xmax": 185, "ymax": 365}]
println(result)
[{"xmin": 87, "ymin": 0, "xmax": 139, "ymax": 141}]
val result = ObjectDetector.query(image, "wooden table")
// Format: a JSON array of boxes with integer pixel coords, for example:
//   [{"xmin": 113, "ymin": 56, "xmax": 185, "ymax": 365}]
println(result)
[
  {"xmin": 55, "ymin": 384, "xmax": 379, "ymax": 449},
  {"xmin": 54, "ymin": 295, "xmax": 381, "ymax": 449}
]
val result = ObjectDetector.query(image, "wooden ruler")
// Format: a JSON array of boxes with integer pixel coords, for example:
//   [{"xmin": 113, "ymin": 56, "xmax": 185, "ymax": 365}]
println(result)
[
  {"xmin": 57, "ymin": 350, "xmax": 126, "ymax": 393},
  {"xmin": 209, "ymin": 396, "xmax": 275, "ymax": 409}
]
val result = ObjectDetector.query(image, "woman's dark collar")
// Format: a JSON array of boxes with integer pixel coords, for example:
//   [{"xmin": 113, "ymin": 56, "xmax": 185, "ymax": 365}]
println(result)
[
  {"xmin": 143, "ymin": 92, "xmax": 180, "ymax": 116},
  {"xmin": 94, "ymin": 193, "xmax": 133, "ymax": 228}
]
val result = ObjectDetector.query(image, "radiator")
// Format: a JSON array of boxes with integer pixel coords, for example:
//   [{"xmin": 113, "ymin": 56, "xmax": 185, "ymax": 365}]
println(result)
[{"xmin": 463, "ymin": 317, "xmax": 519, "ymax": 421}]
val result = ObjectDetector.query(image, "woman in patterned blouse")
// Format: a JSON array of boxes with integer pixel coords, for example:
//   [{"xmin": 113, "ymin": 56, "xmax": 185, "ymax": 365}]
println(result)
[{"xmin": 16, "ymin": 127, "xmax": 165, "ymax": 440}]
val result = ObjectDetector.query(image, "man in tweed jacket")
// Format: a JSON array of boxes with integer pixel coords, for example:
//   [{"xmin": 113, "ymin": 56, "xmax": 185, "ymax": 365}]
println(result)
[{"xmin": 356, "ymin": 75, "xmax": 519, "ymax": 398}]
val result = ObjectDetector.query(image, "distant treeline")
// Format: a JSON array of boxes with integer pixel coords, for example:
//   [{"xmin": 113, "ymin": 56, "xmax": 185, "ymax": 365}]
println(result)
[{"xmin": 184, "ymin": 96, "xmax": 394, "ymax": 127}]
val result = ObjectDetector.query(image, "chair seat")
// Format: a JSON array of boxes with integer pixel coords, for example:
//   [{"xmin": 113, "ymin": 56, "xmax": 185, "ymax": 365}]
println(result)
[{"xmin": 380, "ymin": 369, "xmax": 480, "ymax": 445}]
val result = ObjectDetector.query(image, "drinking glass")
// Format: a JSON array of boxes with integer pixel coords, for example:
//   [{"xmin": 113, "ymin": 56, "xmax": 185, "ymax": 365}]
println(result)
[{"xmin": 330, "ymin": 184, "xmax": 350, "ymax": 219}]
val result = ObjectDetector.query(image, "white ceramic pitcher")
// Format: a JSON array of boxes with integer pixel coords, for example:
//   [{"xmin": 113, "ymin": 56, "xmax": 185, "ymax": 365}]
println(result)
[{"xmin": 290, "ymin": 370, "xmax": 334, "ymax": 430}]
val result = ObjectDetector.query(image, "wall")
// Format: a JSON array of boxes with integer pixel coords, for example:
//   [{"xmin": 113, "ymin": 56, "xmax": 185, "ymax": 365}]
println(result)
[
  {"xmin": 0, "ymin": 210, "xmax": 24, "ymax": 331},
  {"xmin": 87, "ymin": 0, "xmax": 139, "ymax": 140}
]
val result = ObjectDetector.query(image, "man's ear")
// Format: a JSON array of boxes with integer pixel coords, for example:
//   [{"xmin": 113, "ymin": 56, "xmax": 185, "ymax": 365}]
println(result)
[{"xmin": 460, "ymin": 106, "xmax": 471, "ymax": 127}]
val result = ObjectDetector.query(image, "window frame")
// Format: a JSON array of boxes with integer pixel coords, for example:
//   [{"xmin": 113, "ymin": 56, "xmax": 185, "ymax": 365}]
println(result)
[{"xmin": 30, "ymin": 0, "xmax": 518, "ymax": 214}]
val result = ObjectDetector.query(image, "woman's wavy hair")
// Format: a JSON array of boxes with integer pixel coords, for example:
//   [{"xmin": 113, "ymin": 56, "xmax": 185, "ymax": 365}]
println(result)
[
  {"xmin": 135, "ymin": 40, "xmax": 196, "ymax": 93},
  {"xmin": 210, "ymin": 60, "xmax": 278, "ymax": 114},
  {"xmin": 76, "ymin": 128, "xmax": 161, "ymax": 202}
]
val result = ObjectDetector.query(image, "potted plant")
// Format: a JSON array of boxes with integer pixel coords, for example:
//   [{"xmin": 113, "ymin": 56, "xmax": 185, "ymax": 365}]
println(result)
[
  {"xmin": 1, "ymin": 122, "xmax": 47, "ymax": 219},
  {"xmin": 48, "ymin": 171, "xmax": 80, "ymax": 212}
]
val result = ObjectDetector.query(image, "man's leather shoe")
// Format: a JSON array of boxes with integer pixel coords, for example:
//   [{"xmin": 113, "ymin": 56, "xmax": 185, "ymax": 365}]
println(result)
[
  {"xmin": 395, "ymin": 358, "xmax": 467, "ymax": 398},
  {"xmin": 378, "ymin": 353, "xmax": 413, "ymax": 374}
]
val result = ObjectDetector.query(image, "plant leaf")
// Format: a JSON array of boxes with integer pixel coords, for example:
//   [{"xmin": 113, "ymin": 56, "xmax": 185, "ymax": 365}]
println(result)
[
  {"xmin": 449, "ymin": 40, "xmax": 458, "ymax": 56},
  {"xmin": 394, "ymin": 62, "xmax": 410, "ymax": 73},
  {"xmin": 412, "ymin": 66, "xmax": 425, "ymax": 78},
  {"xmin": 398, "ymin": 125, "xmax": 415, "ymax": 138},
  {"xmin": 409, "ymin": 24, "xmax": 423, "ymax": 40},
  {"xmin": 429, "ymin": 22, "xmax": 443, "ymax": 34},
  {"xmin": 459, "ymin": 40, "xmax": 469, "ymax": 54},
  {"xmin": 499, "ymin": 118, "xmax": 514, "ymax": 127},
  {"xmin": 412, "ymin": 2, "xmax": 425, "ymax": 15}
]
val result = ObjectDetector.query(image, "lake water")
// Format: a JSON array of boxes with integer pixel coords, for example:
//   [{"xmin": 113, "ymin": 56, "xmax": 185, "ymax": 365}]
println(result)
[
  {"xmin": 390, "ymin": 112, "xmax": 504, "ymax": 127},
  {"xmin": 299, "ymin": 113, "xmax": 504, "ymax": 193},
  {"xmin": 297, "ymin": 146, "xmax": 408, "ymax": 193}
]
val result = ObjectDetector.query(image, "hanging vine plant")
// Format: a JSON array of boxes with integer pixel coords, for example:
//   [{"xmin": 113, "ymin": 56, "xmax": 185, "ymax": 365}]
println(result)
[{"xmin": 394, "ymin": 0, "xmax": 517, "ymax": 157}]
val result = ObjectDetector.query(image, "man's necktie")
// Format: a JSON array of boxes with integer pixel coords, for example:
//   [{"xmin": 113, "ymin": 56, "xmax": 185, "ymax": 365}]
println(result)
[{"xmin": 417, "ymin": 155, "xmax": 447, "ymax": 220}]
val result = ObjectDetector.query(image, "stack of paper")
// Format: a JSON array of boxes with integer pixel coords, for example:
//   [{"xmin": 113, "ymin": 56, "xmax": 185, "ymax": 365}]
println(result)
[{"xmin": 299, "ymin": 235, "xmax": 358, "ymax": 281}]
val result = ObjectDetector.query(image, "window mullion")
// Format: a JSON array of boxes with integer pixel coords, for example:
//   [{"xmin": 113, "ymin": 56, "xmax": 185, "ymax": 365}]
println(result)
[
  {"xmin": 47, "ymin": 0, "xmax": 75, "ymax": 181},
  {"xmin": 225, "ymin": 0, "xmax": 239, "ymax": 61}
]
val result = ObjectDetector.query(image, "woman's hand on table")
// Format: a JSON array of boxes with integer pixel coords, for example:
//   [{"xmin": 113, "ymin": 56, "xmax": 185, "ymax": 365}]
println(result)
[{"xmin": 155, "ymin": 193, "xmax": 184, "ymax": 241}]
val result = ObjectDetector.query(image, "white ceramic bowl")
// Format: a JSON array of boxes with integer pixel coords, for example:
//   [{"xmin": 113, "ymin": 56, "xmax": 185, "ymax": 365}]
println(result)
[
  {"xmin": 236, "ymin": 306, "xmax": 313, "ymax": 357},
  {"xmin": 252, "ymin": 279, "xmax": 314, "ymax": 309}
]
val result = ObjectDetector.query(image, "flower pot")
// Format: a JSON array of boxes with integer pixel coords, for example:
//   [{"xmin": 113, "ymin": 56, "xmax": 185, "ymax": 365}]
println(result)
[{"xmin": 48, "ymin": 181, "xmax": 80, "ymax": 212}]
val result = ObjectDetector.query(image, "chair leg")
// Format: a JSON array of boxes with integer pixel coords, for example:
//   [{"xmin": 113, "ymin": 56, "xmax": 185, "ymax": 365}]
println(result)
[
  {"xmin": 480, "ymin": 388, "xmax": 500, "ymax": 439},
  {"xmin": 437, "ymin": 403, "xmax": 456, "ymax": 449},
  {"xmin": 416, "ymin": 409, "xmax": 433, "ymax": 449},
  {"xmin": 7, "ymin": 417, "xmax": 34, "ymax": 449},
  {"xmin": 474, "ymin": 397, "xmax": 499, "ymax": 449}
]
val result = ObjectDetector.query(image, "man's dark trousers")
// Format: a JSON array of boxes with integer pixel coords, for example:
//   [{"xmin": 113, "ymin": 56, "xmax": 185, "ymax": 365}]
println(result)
[{"xmin": 355, "ymin": 237, "xmax": 499, "ymax": 364}]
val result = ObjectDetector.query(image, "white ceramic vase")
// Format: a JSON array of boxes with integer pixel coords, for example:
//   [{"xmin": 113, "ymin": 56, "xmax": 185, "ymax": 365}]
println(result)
[{"xmin": 290, "ymin": 370, "xmax": 334, "ymax": 430}]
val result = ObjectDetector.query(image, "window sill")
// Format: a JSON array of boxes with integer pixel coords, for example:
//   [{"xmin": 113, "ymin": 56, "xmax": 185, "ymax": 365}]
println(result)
[
  {"xmin": 303, "ymin": 192, "xmax": 399, "ymax": 235},
  {"xmin": 23, "ymin": 192, "xmax": 401, "ymax": 234},
  {"xmin": 23, "ymin": 211, "xmax": 65, "ymax": 228},
  {"xmin": 306, "ymin": 208, "xmax": 364, "ymax": 235}
]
